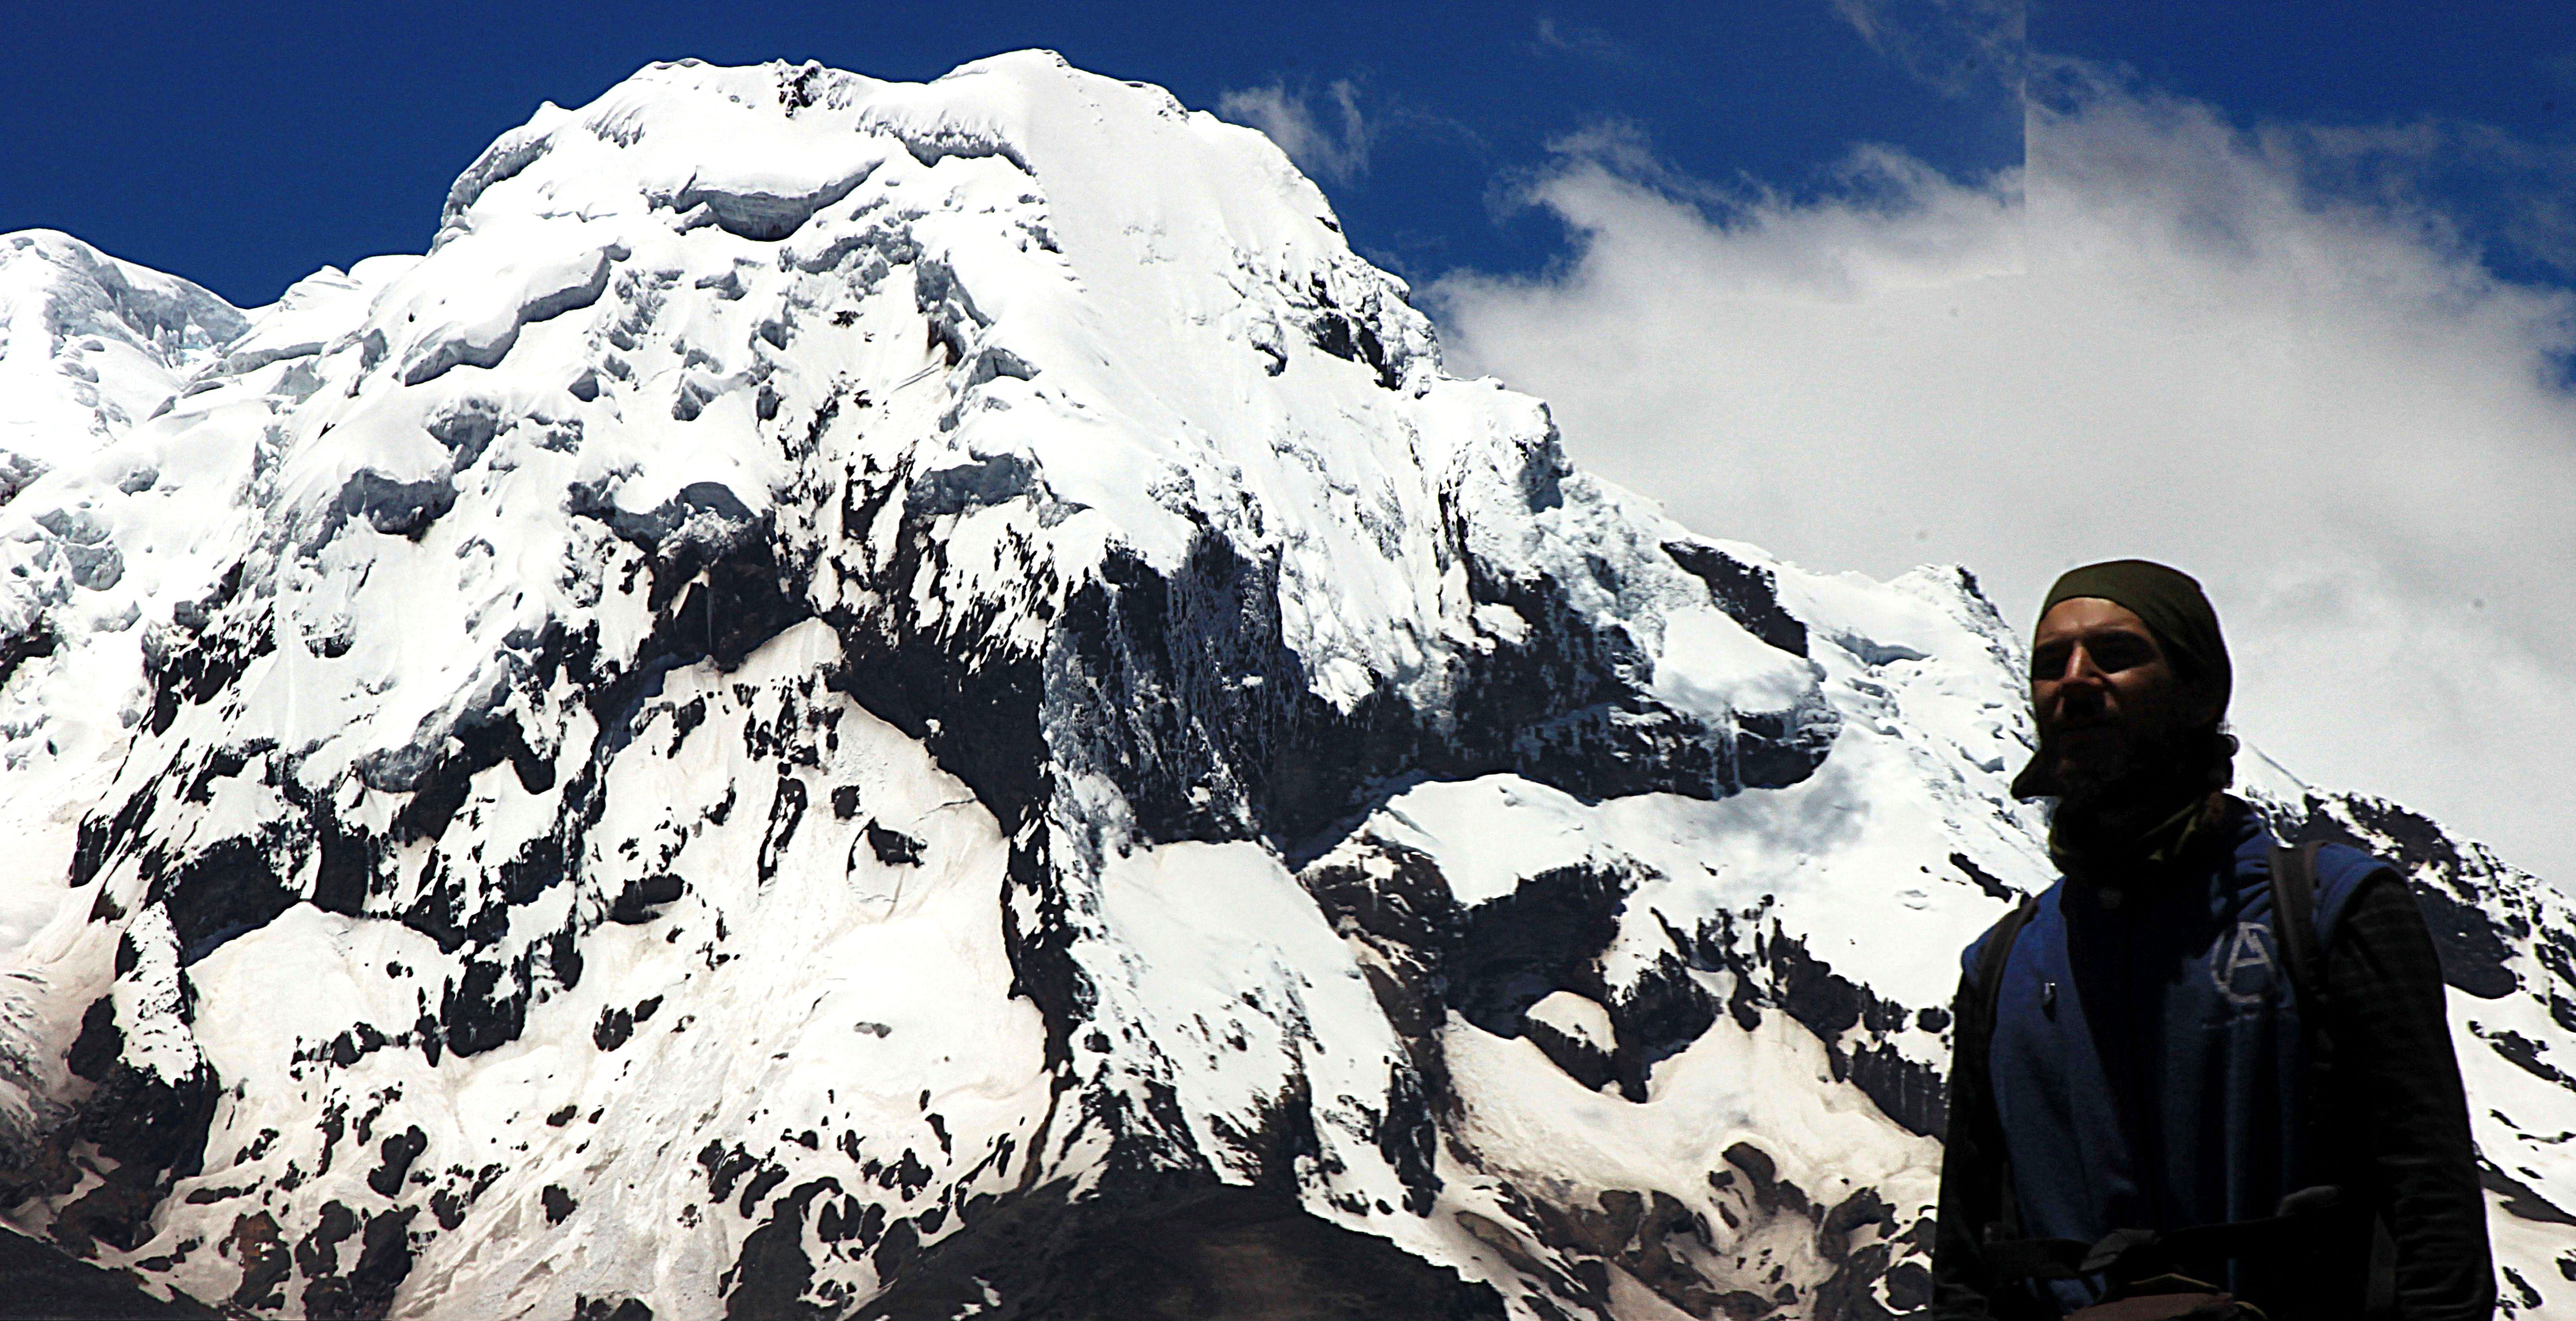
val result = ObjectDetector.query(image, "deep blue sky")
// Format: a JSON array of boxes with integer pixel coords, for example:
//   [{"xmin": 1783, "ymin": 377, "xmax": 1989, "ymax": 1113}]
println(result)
[{"xmin": 4, "ymin": 2, "xmax": 2570, "ymax": 306}]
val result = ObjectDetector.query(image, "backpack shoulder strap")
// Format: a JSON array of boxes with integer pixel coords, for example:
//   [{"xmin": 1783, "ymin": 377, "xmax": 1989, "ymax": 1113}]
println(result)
[
  {"xmin": 2267, "ymin": 840, "xmax": 2326, "ymax": 1014},
  {"xmin": 1974, "ymin": 894, "xmax": 2040, "ymax": 1042},
  {"xmin": 2270, "ymin": 838, "xmax": 2401, "ymax": 1316},
  {"xmin": 1966, "ymin": 893, "xmax": 2040, "ymax": 1241}
]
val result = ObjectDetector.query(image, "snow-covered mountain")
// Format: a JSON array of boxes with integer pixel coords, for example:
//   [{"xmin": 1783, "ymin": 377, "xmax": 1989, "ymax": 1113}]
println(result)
[{"xmin": 0, "ymin": 53, "xmax": 2570, "ymax": 1320}]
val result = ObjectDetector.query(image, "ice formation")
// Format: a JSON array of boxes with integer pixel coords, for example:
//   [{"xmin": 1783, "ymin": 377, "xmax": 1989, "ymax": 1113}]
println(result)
[{"xmin": 0, "ymin": 52, "xmax": 2570, "ymax": 1320}]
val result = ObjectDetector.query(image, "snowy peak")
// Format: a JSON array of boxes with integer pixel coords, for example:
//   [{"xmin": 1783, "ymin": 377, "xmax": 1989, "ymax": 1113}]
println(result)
[
  {"xmin": 68, "ymin": 47, "xmax": 1816, "ymax": 863},
  {"xmin": 0, "ymin": 230, "xmax": 247, "ymax": 486},
  {"xmin": 410, "ymin": 51, "xmax": 1444, "ymax": 589}
]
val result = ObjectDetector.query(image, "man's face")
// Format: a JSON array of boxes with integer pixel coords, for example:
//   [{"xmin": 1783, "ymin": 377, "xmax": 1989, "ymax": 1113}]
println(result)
[{"xmin": 2029, "ymin": 597, "xmax": 2196, "ymax": 795}]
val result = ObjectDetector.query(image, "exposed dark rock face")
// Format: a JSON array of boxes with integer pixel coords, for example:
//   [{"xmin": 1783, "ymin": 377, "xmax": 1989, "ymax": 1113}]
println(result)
[
  {"xmin": 2266, "ymin": 793, "xmax": 2526, "ymax": 999},
  {"xmin": 1663, "ymin": 542, "xmax": 1807, "ymax": 659},
  {"xmin": 855, "ymin": 1186, "xmax": 1508, "ymax": 1321},
  {"xmin": 0, "ymin": 1226, "xmax": 217, "ymax": 1319},
  {"xmin": 0, "ymin": 621, "xmax": 56, "ymax": 692}
]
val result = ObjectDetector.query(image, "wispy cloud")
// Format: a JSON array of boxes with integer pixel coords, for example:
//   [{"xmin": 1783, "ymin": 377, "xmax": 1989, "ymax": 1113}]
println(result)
[
  {"xmin": 1431, "ymin": 62, "xmax": 2576, "ymax": 884},
  {"xmin": 1531, "ymin": 15, "xmax": 1632, "ymax": 64},
  {"xmin": 1829, "ymin": 0, "xmax": 2026, "ymax": 99},
  {"xmin": 2244, "ymin": 111, "xmax": 2576, "ymax": 282},
  {"xmin": 1216, "ymin": 79, "xmax": 1376, "ymax": 185}
]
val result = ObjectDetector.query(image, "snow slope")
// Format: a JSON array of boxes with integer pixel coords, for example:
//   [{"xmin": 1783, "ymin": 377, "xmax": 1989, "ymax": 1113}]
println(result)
[{"xmin": 0, "ymin": 53, "xmax": 2570, "ymax": 1320}]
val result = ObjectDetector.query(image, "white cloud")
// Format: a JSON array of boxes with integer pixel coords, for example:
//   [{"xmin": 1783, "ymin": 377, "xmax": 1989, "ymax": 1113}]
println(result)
[
  {"xmin": 1216, "ymin": 80, "xmax": 1374, "ymax": 185},
  {"xmin": 1429, "ymin": 68, "xmax": 2576, "ymax": 886}
]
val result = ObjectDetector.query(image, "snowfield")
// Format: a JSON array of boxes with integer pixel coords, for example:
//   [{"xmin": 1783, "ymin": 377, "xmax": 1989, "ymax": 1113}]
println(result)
[{"xmin": 0, "ymin": 51, "xmax": 2570, "ymax": 1320}]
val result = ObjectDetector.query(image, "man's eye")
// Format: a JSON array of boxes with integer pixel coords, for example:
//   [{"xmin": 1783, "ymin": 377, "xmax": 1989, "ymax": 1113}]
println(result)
[
  {"xmin": 2090, "ymin": 636, "xmax": 2154, "ymax": 671},
  {"xmin": 2031, "ymin": 644, "xmax": 2071, "ymax": 675}
]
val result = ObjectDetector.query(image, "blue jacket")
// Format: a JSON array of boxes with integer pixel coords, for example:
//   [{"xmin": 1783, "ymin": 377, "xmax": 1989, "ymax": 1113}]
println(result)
[{"xmin": 1963, "ymin": 805, "xmax": 2388, "ymax": 1312}]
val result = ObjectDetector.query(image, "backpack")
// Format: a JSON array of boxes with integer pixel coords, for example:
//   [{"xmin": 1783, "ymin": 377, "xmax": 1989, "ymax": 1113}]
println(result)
[{"xmin": 1960, "ymin": 841, "xmax": 2399, "ymax": 1319}]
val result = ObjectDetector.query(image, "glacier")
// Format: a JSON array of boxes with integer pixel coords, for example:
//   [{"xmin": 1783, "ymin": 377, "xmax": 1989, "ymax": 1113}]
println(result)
[{"xmin": 0, "ymin": 51, "xmax": 2571, "ymax": 1320}]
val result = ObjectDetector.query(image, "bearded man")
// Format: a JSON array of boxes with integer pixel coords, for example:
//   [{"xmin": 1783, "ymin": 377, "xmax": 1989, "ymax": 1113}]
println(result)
[{"xmin": 1930, "ymin": 561, "xmax": 2495, "ymax": 1320}]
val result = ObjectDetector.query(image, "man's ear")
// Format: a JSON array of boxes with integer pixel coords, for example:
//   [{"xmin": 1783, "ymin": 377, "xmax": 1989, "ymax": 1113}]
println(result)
[{"xmin": 2186, "ymin": 690, "xmax": 2226, "ymax": 728}]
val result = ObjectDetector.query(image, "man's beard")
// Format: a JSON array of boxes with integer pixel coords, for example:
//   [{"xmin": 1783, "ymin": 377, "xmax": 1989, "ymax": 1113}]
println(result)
[{"xmin": 2045, "ymin": 717, "xmax": 2218, "ymax": 839}]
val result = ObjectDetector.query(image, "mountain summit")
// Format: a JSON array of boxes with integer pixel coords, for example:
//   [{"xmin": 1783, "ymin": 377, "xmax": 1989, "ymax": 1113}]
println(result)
[{"xmin": 2, "ymin": 53, "xmax": 2570, "ymax": 1320}]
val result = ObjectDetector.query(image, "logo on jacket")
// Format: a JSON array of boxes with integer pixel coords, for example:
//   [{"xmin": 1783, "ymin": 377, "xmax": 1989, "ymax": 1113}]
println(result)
[{"xmin": 2215, "ymin": 920, "xmax": 2279, "ymax": 1005}]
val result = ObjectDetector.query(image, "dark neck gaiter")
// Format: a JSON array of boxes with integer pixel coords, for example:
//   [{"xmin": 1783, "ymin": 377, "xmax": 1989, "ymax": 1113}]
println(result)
[{"xmin": 2049, "ymin": 782, "xmax": 2228, "ymax": 886}]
